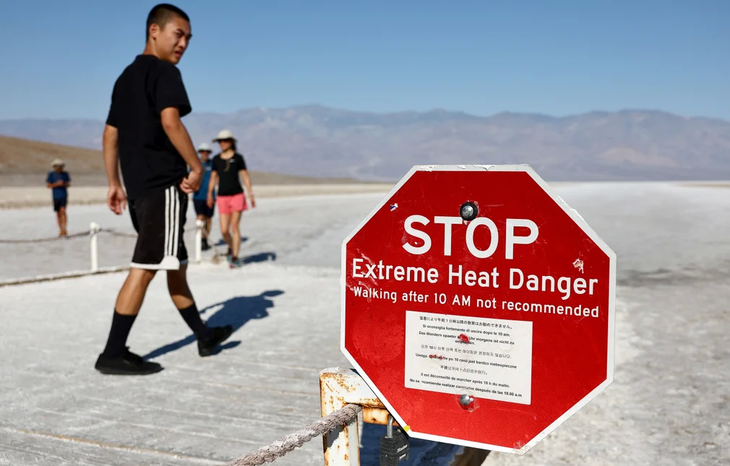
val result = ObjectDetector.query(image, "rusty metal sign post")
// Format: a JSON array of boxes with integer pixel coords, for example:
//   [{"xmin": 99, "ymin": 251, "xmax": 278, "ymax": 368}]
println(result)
[{"xmin": 320, "ymin": 368, "xmax": 488, "ymax": 466}]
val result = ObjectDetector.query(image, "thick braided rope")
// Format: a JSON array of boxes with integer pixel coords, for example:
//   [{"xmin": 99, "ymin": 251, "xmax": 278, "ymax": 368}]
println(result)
[
  {"xmin": 99, "ymin": 228, "xmax": 138, "ymax": 238},
  {"xmin": 0, "ymin": 225, "xmax": 201, "ymax": 243},
  {"xmin": 101, "ymin": 226, "xmax": 197, "ymax": 238},
  {"xmin": 225, "ymin": 404, "xmax": 362, "ymax": 466},
  {"xmin": 0, "ymin": 231, "xmax": 89, "ymax": 243}
]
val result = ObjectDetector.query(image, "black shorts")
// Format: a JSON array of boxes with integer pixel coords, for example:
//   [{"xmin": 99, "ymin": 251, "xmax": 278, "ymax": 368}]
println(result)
[
  {"xmin": 193, "ymin": 198, "xmax": 215, "ymax": 218},
  {"xmin": 129, "ymin": 185, "xmax": 188, "ymax": 270},
  {"xmin": 53, "ymin": 198, "xmax": 67, "ymax": 212}
]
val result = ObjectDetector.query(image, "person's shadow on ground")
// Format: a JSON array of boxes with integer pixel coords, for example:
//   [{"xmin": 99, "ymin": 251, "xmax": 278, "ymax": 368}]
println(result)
[
  {"xmin": 241, "ymin": 251, "xmax": 277, "ymax": 264},
  {"xmin": 210, "ymin": 236, "xmax": 277, "ymax": 265},
  {"xmin": 142, "ymin": 290, "xmax": 284, "ymax": 360}
]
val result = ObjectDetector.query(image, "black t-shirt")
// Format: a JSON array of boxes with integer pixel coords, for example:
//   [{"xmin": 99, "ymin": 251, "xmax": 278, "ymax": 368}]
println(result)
[
  {"xmin": 212, "ymin": 153, "xmax": 248, "ymax": 196},
  {"xmin": 105, "ymin": 55, "xmax": 192, "ymax": 200}
]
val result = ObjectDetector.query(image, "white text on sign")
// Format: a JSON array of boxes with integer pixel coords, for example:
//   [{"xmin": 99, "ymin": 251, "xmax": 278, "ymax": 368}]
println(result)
[
  {"xmin": 402, "ymin": 215, "xmax": 538, "ymax": 259},
  {"xmin": 351, "ymin": 259, "xmax": 597, "ymax": 301}
]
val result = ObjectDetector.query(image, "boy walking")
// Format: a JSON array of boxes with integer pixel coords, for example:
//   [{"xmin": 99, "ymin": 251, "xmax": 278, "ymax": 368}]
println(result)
[
  {"xmin": 46, "ymin": 159, "xmax": 71, "ymax": 237},
  {"xmin": 95, "ymin": 4, "xmax": 232, "ymax": 375}
]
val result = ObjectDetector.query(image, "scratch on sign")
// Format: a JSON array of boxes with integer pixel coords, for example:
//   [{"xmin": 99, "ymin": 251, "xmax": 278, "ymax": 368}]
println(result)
[{"xmin": 573, "ymin": 258, "xmax": 584, "ymax": 274}]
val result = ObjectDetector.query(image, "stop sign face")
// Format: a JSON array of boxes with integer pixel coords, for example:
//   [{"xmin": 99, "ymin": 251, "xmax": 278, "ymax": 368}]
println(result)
[{"xmin": 342, "ymin": 165, "xmax": 615, "ymax": 454}]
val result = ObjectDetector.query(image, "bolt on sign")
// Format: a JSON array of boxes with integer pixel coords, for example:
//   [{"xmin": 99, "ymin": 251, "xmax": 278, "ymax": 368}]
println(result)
[{"xmin": 341, "ymin": 165, "xmax": 616, "ymax": 454}]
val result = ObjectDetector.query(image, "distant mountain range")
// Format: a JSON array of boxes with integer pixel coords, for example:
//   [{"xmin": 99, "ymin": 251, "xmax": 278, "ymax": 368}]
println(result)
[{"xmin": 1, "ymin": 105, "xmax": 729, "ymax": 181}]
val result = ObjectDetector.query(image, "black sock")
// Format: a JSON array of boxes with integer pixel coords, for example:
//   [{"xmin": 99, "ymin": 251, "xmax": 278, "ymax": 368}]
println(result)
[
  {"xmin": 178, "ymin": 304, "xmax": 210, "ymax": 338},
  {"xmin": 102, "ymin": 311, "xmax": 137, "ymax": 358}
]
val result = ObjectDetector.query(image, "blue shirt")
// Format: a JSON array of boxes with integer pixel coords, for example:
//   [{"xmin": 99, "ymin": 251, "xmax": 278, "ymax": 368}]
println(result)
[
  {"xmin": 193, "ymin": 160, "xmax": 215, "ymax": 200},
  {"xmin": 47, "ymin": 171, "xmax": 70, "ymax": 199}
]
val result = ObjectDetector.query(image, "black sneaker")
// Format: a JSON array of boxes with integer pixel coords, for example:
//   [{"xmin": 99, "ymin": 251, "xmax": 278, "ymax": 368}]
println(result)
[
  {"xmin": 202, "ymin": 238, "xmax": 211, "ymax": 251},
  {"xmin": 95, "ymin": 349, "xmax": 163, "ymax": 375},
  {"xmin": 198, "ymin": 325, "xmax": 234, "ymax": 357}
]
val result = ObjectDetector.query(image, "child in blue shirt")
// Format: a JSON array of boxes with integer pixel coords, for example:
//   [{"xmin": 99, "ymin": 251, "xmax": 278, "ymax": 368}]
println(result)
[{"xmin": 46, "ymin": 159, "xmax": 71, "ymax": 237}]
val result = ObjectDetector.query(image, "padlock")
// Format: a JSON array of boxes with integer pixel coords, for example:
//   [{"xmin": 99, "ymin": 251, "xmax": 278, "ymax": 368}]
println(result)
[{"xmin": 380, "ymin": 415, "xmax": 409, "ymax": 466}]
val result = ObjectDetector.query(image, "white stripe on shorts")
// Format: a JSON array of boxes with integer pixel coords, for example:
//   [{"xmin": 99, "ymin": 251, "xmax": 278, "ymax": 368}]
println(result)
[
  {"xmin": 171, "ymin": 186, "xmax": 179, "ymax": 256},
  {"xmin": 164, "ymin": 187, "xmax": 170, "ymax": 256}
]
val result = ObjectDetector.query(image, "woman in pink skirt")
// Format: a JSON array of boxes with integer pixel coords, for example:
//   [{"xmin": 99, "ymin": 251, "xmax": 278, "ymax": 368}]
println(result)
[{"xmin": 207, "ymin": 129, "xmax": 256, "ymax": 267}]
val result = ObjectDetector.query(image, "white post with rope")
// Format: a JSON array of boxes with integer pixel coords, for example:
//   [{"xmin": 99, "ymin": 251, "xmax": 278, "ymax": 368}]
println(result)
[
  {"xmin": 89, "ymin": 222, "xmax": 100, "ymax": 272},
  {"xmin": 195, "ymin": 219, "xmax": 205, "ymax": 263}
]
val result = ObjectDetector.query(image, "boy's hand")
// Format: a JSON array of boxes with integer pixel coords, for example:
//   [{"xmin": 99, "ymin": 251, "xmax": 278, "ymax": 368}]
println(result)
[
  {"xmin": 107, "ymin": 185, "xmax": 127, "ymax": 215},
  {"xmin": 180, "ymin": 169, "xmax": 202, "ymax": 194}
]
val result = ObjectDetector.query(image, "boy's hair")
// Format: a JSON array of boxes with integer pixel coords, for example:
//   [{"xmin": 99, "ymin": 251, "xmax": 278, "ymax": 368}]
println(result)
[{"xmin": 146, "ymin": 4, "xmax": 190, "ymax": 41}]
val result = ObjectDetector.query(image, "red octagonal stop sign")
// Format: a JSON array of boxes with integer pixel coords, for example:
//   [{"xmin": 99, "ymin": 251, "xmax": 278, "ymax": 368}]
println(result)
[{"xmin": 341, "ymin": 165, "xmax": 616, "ymax": 454}]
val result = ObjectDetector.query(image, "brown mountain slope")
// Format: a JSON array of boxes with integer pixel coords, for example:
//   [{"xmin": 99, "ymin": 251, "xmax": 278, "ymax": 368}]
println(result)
[{"xmin": 0, "ymin": 135, "xmax": 105, "ymax": 174}]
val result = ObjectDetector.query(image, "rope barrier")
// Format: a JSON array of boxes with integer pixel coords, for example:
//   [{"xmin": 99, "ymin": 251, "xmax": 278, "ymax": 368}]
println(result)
[
  {"xmin": 0, "ymin": 266, "xmax": 130, "ymax": 288},
  {"xmin": 99, "ymin": 228, "xmax": 138, "ymax": 239},
  {"xmin": 0, "ymin": 231, "xmax": 90, "ymax": 244},
  {"xmin": 224, "ymin": 404, "xmax": 362, "ymax": 466},
  {"xmin": 0, "ymin": 226, "xmax": 199, "ymax": 244},
  {"xmin": 0, "ymin": 222, "xmax": 206, "ymax": 287}
]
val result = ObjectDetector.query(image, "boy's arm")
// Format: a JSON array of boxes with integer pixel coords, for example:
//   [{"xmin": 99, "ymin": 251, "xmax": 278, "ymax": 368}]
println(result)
[
  {"xmin": 160, "ymin": 107, "xmax": 202, "ymax": 193},
  {"xmin": 103, "ymin": 124, "xmax": 127, "ymax": 215},
  {"xmin": 154, "ymin": 63, "xmax": 199, "ymax": 193},
  {"xmin": 104, "ymin": 125, "xmax": 121, "ymax": 186}
]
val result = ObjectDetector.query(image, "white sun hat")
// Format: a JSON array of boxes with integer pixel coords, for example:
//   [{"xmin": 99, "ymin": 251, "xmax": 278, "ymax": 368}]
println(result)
[
  {"xmin": 212, "ymin": 129, "xmax": 236, "ymax": 142},
  {"xmin": 51, "ymin": 158, "xmax": 65, "ymax": 167},
  {"xmin": 197, "ymin": 142, "xmax": 212, "ymax": 152}
]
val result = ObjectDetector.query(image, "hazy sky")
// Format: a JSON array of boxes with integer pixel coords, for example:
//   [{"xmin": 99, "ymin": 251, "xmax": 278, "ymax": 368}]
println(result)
[{"xmin": 0, "ymin": 0, "xmax": 727, "ymax": 120}]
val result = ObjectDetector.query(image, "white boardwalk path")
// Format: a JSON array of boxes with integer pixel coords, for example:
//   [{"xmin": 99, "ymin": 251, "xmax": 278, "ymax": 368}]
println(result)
[{"xmin": 0, "ymin": 183, "xmax": 728, "ymax": 465}]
